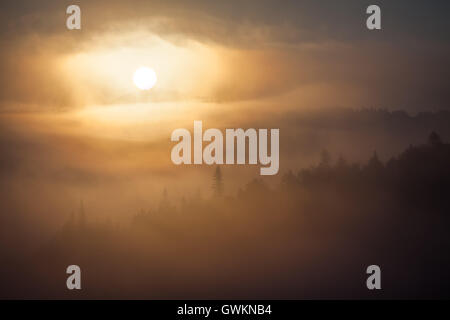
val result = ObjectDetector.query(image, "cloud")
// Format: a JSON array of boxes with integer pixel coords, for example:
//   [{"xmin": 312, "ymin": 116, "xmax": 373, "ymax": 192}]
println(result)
[
  {"xmin": 0, "ymin": 0, "xmax": 449, "ymax": 111},
  {"xmin": 2, "ymin": 0, "xmax": 449, "ymax": 44}
]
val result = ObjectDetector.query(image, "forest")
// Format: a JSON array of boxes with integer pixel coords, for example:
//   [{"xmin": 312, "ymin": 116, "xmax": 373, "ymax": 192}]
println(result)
[{"xmin": 2, "ymin": 131, "xmax": 450, "ymax": 299}]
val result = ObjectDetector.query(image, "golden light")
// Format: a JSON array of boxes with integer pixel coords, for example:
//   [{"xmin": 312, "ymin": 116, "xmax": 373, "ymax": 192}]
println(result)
[
  {"xmin": 58, "ymin": 32, "xmax": 225, "ymax": 110},
  {"xmin": 133, "ymin": 66, "xmax": 157, "ymax": 90}
]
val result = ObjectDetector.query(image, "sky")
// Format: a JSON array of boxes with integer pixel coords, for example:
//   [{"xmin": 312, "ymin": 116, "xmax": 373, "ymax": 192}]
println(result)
[
  {"xmin": 0, "ymin": 0, "xmax": 449, "ymax": 113},
  {"xmin": 0, "ymin": 0, "xmax": 449, "ymax": 225}
]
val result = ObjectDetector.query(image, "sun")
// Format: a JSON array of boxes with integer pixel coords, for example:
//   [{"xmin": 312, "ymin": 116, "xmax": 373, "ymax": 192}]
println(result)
[{"xmin": 133, "ymin": 66, "xmax": 157, "ymax": 90}]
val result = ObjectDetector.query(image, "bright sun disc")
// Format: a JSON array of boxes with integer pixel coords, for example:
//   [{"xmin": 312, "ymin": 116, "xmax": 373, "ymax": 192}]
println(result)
[{"xmin": 133, "ymin": 67, "xmax": 157, "ymax": 90}]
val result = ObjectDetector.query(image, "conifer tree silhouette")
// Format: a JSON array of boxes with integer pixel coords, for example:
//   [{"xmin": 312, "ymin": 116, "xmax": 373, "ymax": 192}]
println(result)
[
  {"xmin": 212, "ymin": 166, "xmax": 224, "ymax": 197},
  {"xmin": 428, "ymin": 131, "xmax": 443, "ymax": 147}
]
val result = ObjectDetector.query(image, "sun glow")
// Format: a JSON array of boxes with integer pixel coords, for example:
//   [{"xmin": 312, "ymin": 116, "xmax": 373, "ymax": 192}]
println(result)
[
  {"xmin": 59, "ymin": 33, "xmax": 224, "ymax": 106},
  {"xmin": 133, "ymin": 67, "xmax": 157, "ymax": 90}
]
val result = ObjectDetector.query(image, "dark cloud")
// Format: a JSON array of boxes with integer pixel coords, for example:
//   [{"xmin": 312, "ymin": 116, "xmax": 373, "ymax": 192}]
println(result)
[
  {"xmin": 2, "ymin": 1, "xmax": 450, "ymax": 44},
  {"xmin": 0, "ymin": 0, "xmax": 449, "ymax": 110}
]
